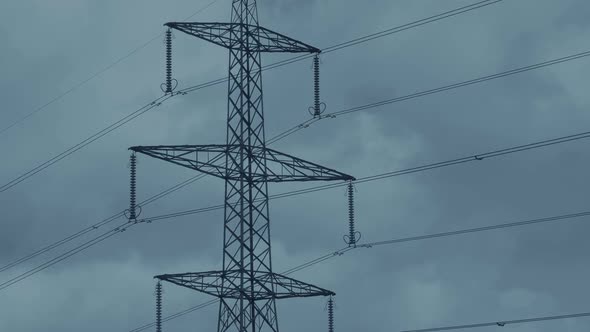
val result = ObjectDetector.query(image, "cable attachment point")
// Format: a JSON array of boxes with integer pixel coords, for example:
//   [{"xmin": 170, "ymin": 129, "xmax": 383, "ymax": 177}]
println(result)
[
  {"xmin": 308, "ymin": 54, "xmax": 326, "ymax": 117},
  {"xmin": 155, "ymin": 280, "xmax": 163, "ymax": 332},
  {"xmin": 126, "ymin": 152, "xmax": 140, "ymax": 222},
  {"xmin": 343, "ymin": 181, "xmax": 361, "ymax": 246},
  {"xmin": 161, "ymin": 28, "xmax": 178, "ymax": 94},
  {"xmin": 123, "ymin": 205, "xmax": 142, "ymax": 221}
]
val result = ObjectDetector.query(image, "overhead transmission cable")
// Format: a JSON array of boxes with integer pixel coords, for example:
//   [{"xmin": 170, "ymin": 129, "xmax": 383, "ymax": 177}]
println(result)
[
  {"xmin": 400, "ymin": 311, "xmax": 590, "ymax": 331},
  {"xmin": 0, "ymin": 0, "xmax": 581, "ymax": 292},
  {"xmin": 129, "ymin": 299, "xmax": 219, "ymax": 332},
  {"xmin": 268, "ymin": 49, "xmax": 590, "ymax": 143},
  {"xmin": 0, "ymin": 109, "xmax": 590, "ymax": 289},
  {"xmin": 0, "ymin": 0, "xmax": 521, "ymax": 266},
  {"xmin": 0, "ymin": 0, "xmax": 220, "ymax": 136},
  {"xmin": 0, "ymin": 0, "xmax": 497, "ymax": 193},
  {"xmin": 0, "ymin": 172, "xmax": 208, "ymax": 273},
  {"xmin": 5, "ymin": 46, "xmax": 590, "ymax": 194},
  {"xmin": 0, "ymin": 94, "xmax": 174, "ymax": 193},
  {"xmin": 0, "ymin": 222, "xmax": 138, "ymax": 291},
  {"xmin": 128, "ymin": 210, "xmax": 590, "ymax": 331},
  {"xmin": 0, "ymin": 127, "xmax": 590, "ymax": 290},
  {"xmin": 1, "ymin": 150, "xmax": 226, "ymax": 273},
  {"xmin": 145, "ymin": 129, "xmax": 590, "ymax": 222},
  {"xmin": 177, "ymin": 0, "xmax": 504, "ymax": 95},
  {"xmin": 5, "ymin": 0, "xmax": 580, "ymax": 195}
]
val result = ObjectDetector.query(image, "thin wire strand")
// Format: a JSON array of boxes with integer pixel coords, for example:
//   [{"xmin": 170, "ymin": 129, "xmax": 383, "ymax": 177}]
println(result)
[
  {"xmin": 6, "ymin": 129, "xmax": 589, "ymax": 296},
  {"xmin": 10, "ymin": 115, "xmax": 579, "ymax": 284},
  {"xmin": 128, "ymin": 209, "xmax": 590, "ymax": 331},
  {"xmin": 143, "ymin": 129, "xmax": 590, "ymax": 222},
  {"xmin": 267, "ymin": 50, "xmax": 590, "ymax": 142},
  {"xmin": 0, "ymin": 173, "xmax": 207, "ymax": 274},
  {"xmin": 0, "ymin": 1, "xmax": 564, "ymax": 193},
  {"xmin": 177, "ymin": 0, "xmax": 503, "ymax": 95},
  {"xmin": 2, "ymin": 0, "xmax": 584, "ymax": 314},
  {"xmin": 0, "ymin": 0, "xmax": 490, "ymax": 192},
  {"xmin": 0, "ymin": 222, "xmax": 137, "ymax": 291},
  {"xmin": 400, "ymin": 311, "xmax": 590, "ymax": 332},
  {"xmin": 0, "ymin": 0, "xmax": 220, "ymax": 136},
  {"xmin": 0, "ymin": 94, "xmax": 173, "ymax": 193},
  {"xmin": 360, "ymin": 211, "xmax": 590, "ymax": 249},
  {"xmin": 259, "ymin": 0, "xmax": 502, "ymax": 72}
]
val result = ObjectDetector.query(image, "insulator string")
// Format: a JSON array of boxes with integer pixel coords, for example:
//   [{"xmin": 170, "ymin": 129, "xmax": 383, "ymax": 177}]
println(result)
[
  {"xmin": 161, "ymin": 28, "xmax": 177, "ymax": 94},
  {"xmin": 128, "ymin": 153, "xmax": 138, "ymax": 222},
  {"xmin": 328, "ymin": 296, "xmax": 334, "ymax": 332},
  {"xmin": 344, "ymin": 181, "xmax": 361, "ymax": 246},
  {"xmin": 156, "ymin": 281, "xmax": 163, "ymax": 332},
  {"xmin": 309, "ymin": 53, "xmax": 326, "ymax": 117},
  {"xmin": 314, "ymin": 55, "xmax": 320, "ymax": 114}
]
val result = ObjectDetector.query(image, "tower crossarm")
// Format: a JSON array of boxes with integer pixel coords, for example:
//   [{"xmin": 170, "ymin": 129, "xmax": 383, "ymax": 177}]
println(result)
[
  {"xmin": 263, "ymin": 147, "xmax": 355, "ymax": 182},
  {"xmin": 130, "ymin": 145, "xmax": 229, "ymax": 180},
  {"xmin": 156, "ymin": 270, "xmax": 335, "ymax": 300},
  {"xmin": 130, "ymin": 145, "xmax": 355, "ymax": 182},
  {"xmin": 165, "ymin": 22, "xmax": 320, "ymax": 53}
]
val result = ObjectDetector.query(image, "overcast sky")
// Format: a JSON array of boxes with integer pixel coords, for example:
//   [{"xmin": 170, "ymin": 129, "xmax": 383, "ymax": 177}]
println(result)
[{"xmin": 2, "ymin": 0, "xmax": 590, "ymax": 331}]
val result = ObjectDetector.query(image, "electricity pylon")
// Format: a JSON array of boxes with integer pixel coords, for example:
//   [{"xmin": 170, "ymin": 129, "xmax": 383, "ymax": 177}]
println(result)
[{"xmin": 131, "ymin": 1, "xmax": 354, "ymax": 331}]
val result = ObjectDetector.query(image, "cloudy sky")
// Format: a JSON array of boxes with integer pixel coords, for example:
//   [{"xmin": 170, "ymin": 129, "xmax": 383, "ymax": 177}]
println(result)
[{"xmin": 2, "ymin": 0, "xmax": 590, "ymax": 331}]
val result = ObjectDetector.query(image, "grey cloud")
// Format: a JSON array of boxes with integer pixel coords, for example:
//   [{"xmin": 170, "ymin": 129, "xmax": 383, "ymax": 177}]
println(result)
[{"xmin": 1, "ymin": 0, "xmax": 590, "ymax": 331}]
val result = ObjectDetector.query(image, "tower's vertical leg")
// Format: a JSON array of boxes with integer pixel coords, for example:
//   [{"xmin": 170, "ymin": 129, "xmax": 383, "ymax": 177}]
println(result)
[{"xmin": 218, "ymin": 1, "xmax": 278, "ymax": 331}]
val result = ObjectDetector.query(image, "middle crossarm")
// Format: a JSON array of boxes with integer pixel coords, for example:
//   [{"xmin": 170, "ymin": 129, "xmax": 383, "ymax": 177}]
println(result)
[{"xmin": 130, "ymin": 145, "xmax": 354, "ymax": 182}]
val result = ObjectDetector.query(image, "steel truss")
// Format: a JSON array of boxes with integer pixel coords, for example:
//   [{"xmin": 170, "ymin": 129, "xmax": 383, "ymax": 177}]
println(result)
[
  {"xmin": 134, "ymin": 1, "xmax": 353, "ymax": 331},
  {"xmin": 156, "ymin": 271, "xmax": 335, "ymax": 300},
  {"xmin": 131, "ymin": 145, "xmax": 352, "ymax": 182}
]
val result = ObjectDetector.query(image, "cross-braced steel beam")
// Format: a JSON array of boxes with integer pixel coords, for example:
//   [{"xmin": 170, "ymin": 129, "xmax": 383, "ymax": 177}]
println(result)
[
  {"xmin": 165, "ymin": 22, "xmax": 320, "ymax": 53},
  {"xmin": 131, "ymin": 144, "xmax": 354, "ymax": 182},
  {"xmin": 156, "ymin": 271, "xmax": 335, "ymax": 300}
]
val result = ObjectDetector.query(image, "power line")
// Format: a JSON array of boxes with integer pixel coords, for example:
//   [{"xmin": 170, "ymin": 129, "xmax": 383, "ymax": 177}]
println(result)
[
  {"xmin": 400, "ymin": 311, "xmax": 590, "ymax": 331},
  {"xmin": 129, "ymin": 299, "xmax": 219, "ymax": 332},
  {"xmin": 0, "ymin": 0, "xmax": 471, "ymax": 271},
  {"xmin": 8, "ymin": 42, "xmax": 584, "ymax": 194},
  {"xmin": 359, "ymin": 211, "xmax": 590, "ymax": 249},
  {"xmin": 0, "ymin": 94, "xmax": 173, "ymax": 193},
  {"xmin": 144, "ymin": 129, "xmax": 590, "ymax": 223},
  {"xmin": 0, "ymin": 106, "xmax": 262, "ymax": 272},
  {"xmin": 0, "ymin": 0, "xmax": 492, "ymax": 193},
  {"xmin": 0, "ymin": 173, "xmax": 207, "ymax": 274},
  {"xmin": 128, "ymin": 209, "xmax": 590, "ymax": 331},
  {"xmin": 324, "ymin": 1, "xmax": 500, "ymax": 54},
  {"xmin": 0, "ymin": 0, "xmax": 580, "ymax": 302},
  {"xmin": 0, "ymin": 0, "xmax": 220, "ymax": 136},
  {"xmin": 7, "ymin": 122, "xmax": 581, "ymax": 288},
  {"xmin": 259, "ymin": 0, "xmax": 503, "ymax": 72},
  {"xmin": 0, "ymin": 222, "xmax": 137, "ymax": 291},
  {"xmin": 268, "ymin": 49, "xmax": 590, "ymax": 143},
  {"xmin": 332, "ymin": 50, "xmax": 590, "ymax": 117},
  {"xmin": 0, "ymin": 213, "xmax": 123, "ymax": 274},
  {"xmin": 177, "ymin": 0, "xmax": 503, "ymax": 95}
]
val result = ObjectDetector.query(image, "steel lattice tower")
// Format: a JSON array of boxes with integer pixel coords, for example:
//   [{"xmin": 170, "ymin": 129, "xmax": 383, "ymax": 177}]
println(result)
[{"xmin": 131, "ymin": 1, "xmax": 354, "ymax": 331}]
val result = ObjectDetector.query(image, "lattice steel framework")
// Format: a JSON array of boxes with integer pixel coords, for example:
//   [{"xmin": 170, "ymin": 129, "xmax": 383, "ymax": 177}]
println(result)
[{"xmin": 131, "ymin": 1, "xmax": 354, "ymax": 331}]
